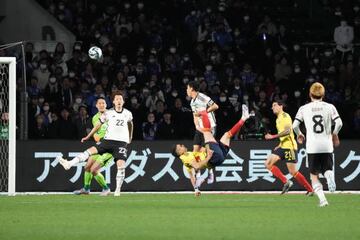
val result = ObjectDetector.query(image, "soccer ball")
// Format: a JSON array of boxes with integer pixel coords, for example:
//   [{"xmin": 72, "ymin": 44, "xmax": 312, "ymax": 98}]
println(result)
[{"xmin": 88, "ymin": 46, "xmax": 103, "ymax": 60}]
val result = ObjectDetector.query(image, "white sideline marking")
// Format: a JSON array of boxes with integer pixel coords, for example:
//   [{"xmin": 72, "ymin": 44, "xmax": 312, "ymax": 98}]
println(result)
[{"xmin": 1, "ymin": 191, "xmax": 360, "ymax": 196}]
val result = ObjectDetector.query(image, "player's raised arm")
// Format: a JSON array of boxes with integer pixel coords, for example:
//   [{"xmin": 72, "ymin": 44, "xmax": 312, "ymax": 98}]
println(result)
[
  {"xmin": 206, "ymin": 101, "xmax": 219, "ymax": 113},
  {"xmin": 128, "ymin": 120, "xmax": 134, "ymax": 143},
  {"xmin": 265, "ymin": 125, "xmax": 291, "ymax": 140},
  {"xmin": 82, "ymin": 121, "xmax": 102, "ymax": 142},
  {"xmin": 331, "ymin": 104, "xmax": 343, "ymax": 147}
]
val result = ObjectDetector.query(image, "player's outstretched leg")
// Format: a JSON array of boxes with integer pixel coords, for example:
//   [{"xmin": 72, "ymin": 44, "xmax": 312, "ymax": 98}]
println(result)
[
  {"xmin": 57, "ymin": 147, "xmax": 97, "ymax": 170},
  {"xmin": 265, "ymin": 155, "xmax": 293, "ymax": 194},
  {"xmin": 287, "ymin": 163, "xmax": 313, "ymax": 195}
]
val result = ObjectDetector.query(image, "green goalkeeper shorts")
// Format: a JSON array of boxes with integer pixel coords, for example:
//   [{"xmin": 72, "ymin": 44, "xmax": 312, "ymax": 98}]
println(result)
[{"xmin": 91, "ymin": 153, "xmax": 113, "ymax": 167}]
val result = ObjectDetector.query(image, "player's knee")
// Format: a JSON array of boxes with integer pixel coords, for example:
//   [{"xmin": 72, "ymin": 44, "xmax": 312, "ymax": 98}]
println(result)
[
  {"xmin": 289, "ymin": 169, "xmax": 297, "ymax": 176},
  {"xmin": 264, "ymin": 159, "xmax": 272, "ymax": 169}
]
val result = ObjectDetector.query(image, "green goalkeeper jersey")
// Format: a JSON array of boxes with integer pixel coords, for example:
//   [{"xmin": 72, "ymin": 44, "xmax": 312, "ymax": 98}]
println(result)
[{"xmin": 92, "ymin": 112, "xmax": 108, "ymax": 140}]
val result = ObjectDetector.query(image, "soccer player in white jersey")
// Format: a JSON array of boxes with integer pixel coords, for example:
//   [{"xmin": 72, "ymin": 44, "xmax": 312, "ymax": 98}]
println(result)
[
  {"xmin": 187, "ymin": 81, "xmax": 218, "ymax": 184},
  {"xmin": 58, "ymin": 91, "xmax": 133, "ymax": 196},
  {"xmin": 293, "ymin": 82, "xmax": 343, "ymax": 207}
]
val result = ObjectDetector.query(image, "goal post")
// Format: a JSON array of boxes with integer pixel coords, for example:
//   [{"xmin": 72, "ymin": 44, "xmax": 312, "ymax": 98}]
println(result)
[{"xmin": 0, "ymin": 57, "xmax": 16, "ymax": 196}]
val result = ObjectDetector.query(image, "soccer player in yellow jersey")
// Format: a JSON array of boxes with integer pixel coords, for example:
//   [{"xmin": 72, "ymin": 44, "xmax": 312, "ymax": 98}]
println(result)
[
  {"xmin": 264, "ymin": 100, "xmax": 313, "ymax": 195},
  {"xmin": 172, "ymin": 105, "xmax": 251, "ymax": 196},
  {"xmin": 178, "ymin": 150, "xmax": 208, "ymax": 195}
]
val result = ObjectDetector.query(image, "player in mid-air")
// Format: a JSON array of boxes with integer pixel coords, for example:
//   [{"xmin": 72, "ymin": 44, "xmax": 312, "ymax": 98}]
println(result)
[
  {"xmin": 187, "ymin": 81, "xmax": 219, "ymax": 184},
  {"xmin": 172, "ymin": 104, "xmax": 251, "ymax": 195},
  {"xmin": 264, "ymin": 100, "xmax": 313, "ymax": 195},
  {"xmin": 293, "ymin": 82, "xmax": 343, "ymax": 207},
  {"xmin": 57, "ymin": 91, "xmax": 133, "ymax": 196},
  {"xmin": 73, "ymin": 97, "xmax": 113, "ymax": 195}
]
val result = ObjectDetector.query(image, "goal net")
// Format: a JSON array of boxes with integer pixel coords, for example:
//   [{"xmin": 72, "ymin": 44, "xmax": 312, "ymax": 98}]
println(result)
[{"xmin": 0, "ymin": 57, "xmax": 16, "ymax": 196}]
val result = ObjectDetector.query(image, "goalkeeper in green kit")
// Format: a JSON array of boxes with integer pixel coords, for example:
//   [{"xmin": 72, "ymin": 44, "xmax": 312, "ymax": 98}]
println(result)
[{"xmin": 73, "ymin": 97, "xmax": 113, "ymax": 196}]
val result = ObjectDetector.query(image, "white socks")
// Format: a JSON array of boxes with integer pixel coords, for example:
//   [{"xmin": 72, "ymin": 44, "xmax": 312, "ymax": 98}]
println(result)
[
  {"xmin": 324, "ymin": 170, "xmax": 336, "ymax": 192},
  {"xmin": 68, "ymin": 150, "xmax": 90, "ymax": 167},
  {"xmin": 115, "ymin": 167, "xmax": 125, "ymax": 193},
  {"xmin": 313, "ymin": 181, "xmax": 327, "ymax": 203}
]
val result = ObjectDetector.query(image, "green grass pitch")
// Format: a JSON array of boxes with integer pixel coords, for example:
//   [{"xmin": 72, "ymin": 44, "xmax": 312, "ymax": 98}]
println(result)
[{"xmin": 0, "ymin": 193, "xmax": 359, "ymax": 240}]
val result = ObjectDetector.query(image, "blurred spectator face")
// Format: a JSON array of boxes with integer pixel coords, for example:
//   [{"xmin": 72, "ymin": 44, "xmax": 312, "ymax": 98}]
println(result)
[
  {"xmin": 165, "ymin": 77, "xmax": 172, "ymax": 85},
  {"xmin": 175, "ymin": 98, "xmax": 182, "ymax": 108},
  {"xmin": 294, "ymin": 65, "xmax": 301, "ymax": 73},
  {"xmin": 130, "ymin": 96, "xmax": 138, "ymax": 105},
  {"xmin": 169, "ymin": 46, "xmax": 177, "ymax": 54},
  {"xmin": 171, "ymin": 90, "xmax": 178, "ymax": 98},
  {"xmin": 36, "ymin": 115, "xmax": 44, "ymax": 125},
  {"xmin": 61, "ymin": 109, "xmax": 69, "ymax": 119},
  {"xmin": 244, "ymin": 15, "xmax": 250, "ymax": 22},
  {"xmin": 259, "ymin": 91, "xmax": 266, "ymax": 100},
  {"xmin": 79, "ymin": 107, "xmax": 88, "ymax": 117},
  {"xmin": 31, "ymin": 77, "xmax": 38, "ymax": 86},
  {"xmin": 120, "ymin": 55, "xmax": 128, "ymax": 64},
  {"xmin": 43, "ymin": 102, "xmax": 50, "ymax": 112},
  {"xmin": 280, "ymin": 57, "xmax": 287, "ymax": 65},
  {"xmin": 51, "ymin": 113, "xmax": 58, "ymax": 121},
  {"xmin": 143, "ymin": 88, "xmax": 150, "ymax": 98},
  {"xmin": 243, "ymin": 64, "xmax": 251, "ymax": 72},
  {"xmin": 164, "ymin": 113, "xmax": 171, "ymax": 123},
  {"xmin": 95, "ymin": 85, "xmax": 104, "ymax": 95},
  {"xmin": 137, "ymin": 2, "xmax": 144, "ymax": 10},
  {"xmin": 38, "ymin": 96, "xmax": 45, "ymax": 105},
  {"xmin": 147, "ymin": 113, "xmax": 155, "ymax": 123},
  {"xmin": 340, "ymin": 20, "xmax": 347, "ymax": 27},
  {"xmin": 96, "ymin": 98, "xmax": 107, "ymax": 112},
  {"xmin": 205, "ymin": 64, "xmax": 213, "ymax": 71},
  {"xmin": 265, "ymin": 48, "xmax": 272, "ymax": 57},
  {"xmin": 49, "ymin": 76, "xmax": 57, "ymax": 85},
  {"xmin": 39, "ymin": 60, "xmax": 47, "ymax": 71},
  {"xmin": 293, "ymin": 44, "xmax": 300, "ymax": 51},
  {"xmin": 31, "ymin": 97, "xmax": 39, "ymax": 105},
  {"xmin": 219, "ymin": 93, "xmax": 227, "ymax": 102},
  {"xmin": 156, "ymin": 101, "xmax": 164, "ymax": 112}
]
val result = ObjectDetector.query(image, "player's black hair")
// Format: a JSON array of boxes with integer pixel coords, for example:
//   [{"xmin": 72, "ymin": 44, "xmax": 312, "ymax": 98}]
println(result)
[
  {"xmin": 171, "ymin": 144, "xmax": 179, "ymax": 157},
  {"xmin": 273, "ymin": 99, "xmax": 284, "ymax": 106},
  {"xmin": 96, "ymin": 96, "xmax": 106, "ymax": 103},
  {"xmin": 187, "ymin": 81, "xmax": 199, "ymax": 92}
]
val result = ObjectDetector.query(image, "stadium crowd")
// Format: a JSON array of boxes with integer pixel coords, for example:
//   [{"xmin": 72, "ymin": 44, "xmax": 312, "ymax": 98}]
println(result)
[{"xmin": 21, "ymin": 0, "xmax": 360, "ymax": 140}]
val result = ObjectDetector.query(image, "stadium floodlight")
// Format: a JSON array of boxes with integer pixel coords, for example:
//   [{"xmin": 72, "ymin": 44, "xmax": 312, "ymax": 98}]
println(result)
[{"xmin": 0, "ymin": 57, "xmax": 16, "ymax": 196}]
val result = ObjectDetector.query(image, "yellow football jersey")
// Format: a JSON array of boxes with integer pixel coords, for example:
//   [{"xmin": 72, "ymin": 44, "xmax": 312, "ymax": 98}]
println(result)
[
  {"xmin": 276, "ymin": 112, "xmax": 297, "ymax": 150},
  {"xmin": 179, "ymin": 151, "xmax": 207, "ymax": 172}
]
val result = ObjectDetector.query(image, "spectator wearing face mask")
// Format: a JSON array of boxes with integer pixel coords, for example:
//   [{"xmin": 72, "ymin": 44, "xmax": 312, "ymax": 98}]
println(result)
[
  {"xmin": 72, "ymin": 94, "xmax": 85, "ymax": 113},
  {"xmin": 146, "ymin": 54, "xmax": 162, "ymax": 76},
  {"xmin": 32, "ymin": 58, "xmax": 51, "ymax": 91},
  {"xmin": 204, "ymin": 63, "xmax": 217, "ymax": 87},
  {"xmin": 334, "ymin": 19, "xmax": 354, "ymax": 62},
  {"xmin": 41, "ymin": 102, "xmax": 53, "ymax": 127},
  {"xmin": 43, "ymin": 75, "xmax": 63, "ymax": 109}
]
